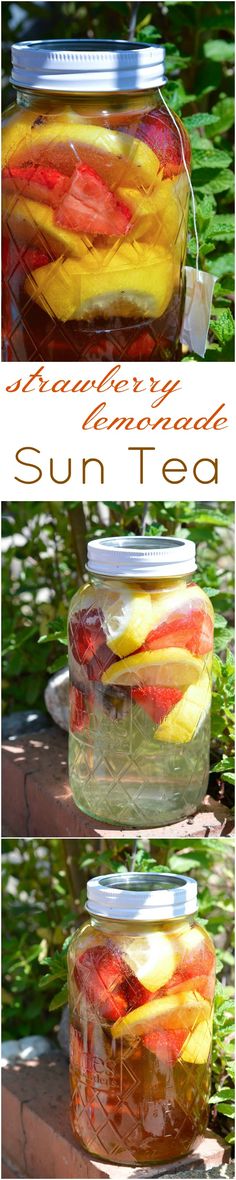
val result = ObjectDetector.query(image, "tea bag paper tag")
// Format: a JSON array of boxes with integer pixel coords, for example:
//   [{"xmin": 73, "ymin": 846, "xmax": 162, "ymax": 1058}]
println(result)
[{"xmin": 180, "ymin": 267, "xmax": 217, "ymax": 358}]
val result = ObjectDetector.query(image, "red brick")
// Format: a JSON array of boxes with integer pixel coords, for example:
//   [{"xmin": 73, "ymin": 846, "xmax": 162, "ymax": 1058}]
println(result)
[
  {"xmin": 2, "ymin": 1053, "xmax": 230, "ymax": 1180},
  {"xmin": 2, "ymin": 1077, "xmax": 27, "ymax": 1174},
  {"xmin": 2, "ymin": 727, "xmax": 234, "ymax": 839}
]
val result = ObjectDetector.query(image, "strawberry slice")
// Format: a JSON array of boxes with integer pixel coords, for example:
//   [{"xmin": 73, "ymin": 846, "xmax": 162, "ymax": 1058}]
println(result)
[
  {"xmin": 87, "ymin": 642, "xmax": 119, "ymax": 682},
  {"xmin": 165, "ymin": 937, "xmax": 215, "ymax": 995},
  {"xmin": 70, "ymin": 684, "xmax": 92, "ymax": 733},
  {"xmin": 126, "ymin": 331, "xmax": 155, "ymax": 360},
  {"xmin": 144, "ymin": 1027, "xmax": 186, "ymax": 1063},
  {"xmin": 136, "ymin": 108, "xmax": 191, "ymax": 179},
  {"xmin": 74, "ymin": 944, "xmax": 150, "ymax": 1023},
  {"xmin": 69, "ymin": 607, "xmax": 119, "ymax": 682},
  {"xmin": 2, "ymin": 164, "xmax": 70, "ymax": 207},
  {"xmin": 132, "ymin": 685, "xmax": 182, "ymax": 725},
  {"xmin": 69, "ymin": 607, "xmax": 105, "ymax": 665},
  {"xmin": 165, "ymin": 972, "xmax": 215, "ymax": 1003},
  {"xmin": 74, "ymin": 945, "xmax": 129, "ymax": 1023},
  {"xmin": 23, "ymin": 248, "xmax": 50, "ymax": 270},
  {"xmin": 55, "ymin": 162, "xmax": 131, "ymax": 236},
  {"xmin": 141, "ymin": 606, "xmax": 213, "ymax": 658}
]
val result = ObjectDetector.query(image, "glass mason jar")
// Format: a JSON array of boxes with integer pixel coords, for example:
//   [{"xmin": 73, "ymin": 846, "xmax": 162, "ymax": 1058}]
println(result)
[
  {"xmin": 68, "ymin": 536, "xmax": 214, "ymax": 828},
  {"xmin": 2, "ymin": 40, "xmax": 190, "ymax": 363},
  {"xmin": 68, "ymin": 871, "xmax": 215, "ymax": 1165}
]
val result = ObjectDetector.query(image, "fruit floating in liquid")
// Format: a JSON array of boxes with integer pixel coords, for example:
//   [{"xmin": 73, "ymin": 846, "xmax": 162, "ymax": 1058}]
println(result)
[{"xmin": 2, "ymin": 105, "xmax": 189, "ymax": 360}]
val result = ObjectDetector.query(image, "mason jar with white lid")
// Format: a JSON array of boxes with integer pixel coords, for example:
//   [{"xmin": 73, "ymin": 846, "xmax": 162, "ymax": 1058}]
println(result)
[
  {"xmin": 68, "ymin": 869, "xmax": 215, "ymax": 1164},
  {"xmin": 2, "ymin": 38, "xmax": 190, "ymax": 361},
  {"xmin": 68, "ymin": 535, "xmax": 214, "ymax": 827}
]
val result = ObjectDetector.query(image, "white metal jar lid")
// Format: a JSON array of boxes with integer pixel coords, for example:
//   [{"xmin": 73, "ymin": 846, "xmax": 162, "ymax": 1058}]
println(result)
[
  {"xmin": 11, "ymin": 39, "xmax": 166, "ymax": 93},
  {"xmin": 86, "ymin": 872, "xmax": 198, "ymax": 921},
  {"xmin": 87, "ymin": 536, "xmax": 196, "ymax": 579}
]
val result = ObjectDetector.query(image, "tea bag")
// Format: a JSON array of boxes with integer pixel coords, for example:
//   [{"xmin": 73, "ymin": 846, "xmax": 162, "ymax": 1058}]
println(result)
[
  {"xmin": 180, "ymin": 267, "xmax": 217, "ymax": 358},
  {"xmin": 158, "ymin": 90, "xmax": 217, "ymax": 358}
]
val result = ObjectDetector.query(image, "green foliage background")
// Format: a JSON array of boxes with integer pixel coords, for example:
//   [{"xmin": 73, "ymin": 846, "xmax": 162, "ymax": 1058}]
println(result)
[
  {"xmin": 2, "ymin": 836, "xmax": 234, "ymax": 1146},
  {"xmin": 2, "ymin": 0, "xmax": 234, "ymax": 360},
  {"xmin": 2, "ymin": 500, "xmax": 234, "ymax": 803}
]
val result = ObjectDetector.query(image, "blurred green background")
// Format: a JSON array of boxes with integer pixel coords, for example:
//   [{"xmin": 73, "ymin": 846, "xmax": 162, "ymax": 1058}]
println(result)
[
  {"xmin": 2, "ymin": 835, "xmax": 234, "ymax": 1147},
  {"xmin": 2, "ymin": 500, "xmax": 234, "ymax": 805},
  {"xmin": 2, "ymin": 1, "xmax": 235, "ymax": 359}
]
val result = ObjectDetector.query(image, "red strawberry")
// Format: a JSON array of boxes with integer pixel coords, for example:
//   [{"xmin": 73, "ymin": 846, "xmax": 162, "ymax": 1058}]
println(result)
[
  {"xmin": 126, "ymin": 331, "xmax": 155, "ymax": 361},
  {"xmin": 144, "ymin": 1027, "xmax": 186, "ymax": 1063},
  {"xmin": 23, "ymin": 248, "xmax": 50, "ymax": 270},
  {"xmin": 2, "ymin": 164, "xmax": 70, "ymax": 207},
  {"xmin": 165, "ymin": 935, "xmax": 215, "ymax": 995},
  {"xmin": 165, "ymin": 972, "xmax": 215, "ymax": 1003},
  {"xmin": 69, "ymin": 607, "xmax": 105, "ymax": 665},
  {"xmin": 70, "ymin": 684, "xmax": 92, "ymax": 733},
  {"xmin": 74, "ymin": 945, "xmax": 129, "ymax": 1023},
  {"xmin": 136, "ymin": 108, "xmax": 191, "ymax": 178},
  {"xmin": 74, "ymin": 944, "xmax": 150, "ymax": 1023},
  {"xmin": 132, "ymin": 685, "xmax": 182, "ymax": 725},
  {"xmin": 56, "ymin": 162, "xmax": 131, "ymax": 236},
  {"xmin": 141, "ymin": 604, "xmax": 213, "ymax": 658},
  {"xmin": 87, "ymin": 642, "xmax": 119, "ymax": 682}
]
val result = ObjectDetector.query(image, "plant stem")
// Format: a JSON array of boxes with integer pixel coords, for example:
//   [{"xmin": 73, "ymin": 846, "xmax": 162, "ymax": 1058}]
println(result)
[{"xmin": 128, "ymin": 1, "xmax": 140, "ymax": 41}]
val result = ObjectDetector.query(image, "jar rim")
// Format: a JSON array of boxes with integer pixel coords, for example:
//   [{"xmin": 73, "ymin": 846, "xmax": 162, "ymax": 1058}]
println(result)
[
  {"xmin": 86, "ymin": 871, "xmax": 198, "ymax": 921},
  {"xmin": 11, "ymin": 39, "xmax": 166, "ymax": 94},
  {"xmin": 87, "ymin": 536, "xmax": 196, "ymax": 579}
]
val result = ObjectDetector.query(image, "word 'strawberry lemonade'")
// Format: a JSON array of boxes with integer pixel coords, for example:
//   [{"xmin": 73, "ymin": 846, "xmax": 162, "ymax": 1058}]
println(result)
[
  {"xmin": 68, "ymin": 537, "xmax": 214, "ymax": 828},
  {"xmin": 68, "ymin": 872, "xmax": 215, "ymax": 1165},
  {"xmin": 2, "ymin": 41, "xmax": 190, "ymax": 362}
]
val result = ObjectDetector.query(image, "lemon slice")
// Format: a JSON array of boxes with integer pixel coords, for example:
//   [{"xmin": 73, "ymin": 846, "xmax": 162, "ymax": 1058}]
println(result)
[
  {"xmin": 180, "ymin": 1014, "xmax": 213, "ymax": 1064},
  {"xmin": 24, "ymin": 241, "xmax": 174, "ymax": 323},
  {"xmin": 119, "ymin": 178, "xmax": 182, "ymax": 247},
  {"xmin": 155, "ymin": 670, "xmax": 211, "ymax": 744},
  {"xmin": 123, "ymin": 931, "xmax": 177, "ymax": 993},
  {"xmin": 2, "ymin": 115, "xmax": 158, "ymax": 189},
  {"xmin": 111, "ymin": 989, "xmax": 209, "ymax": 1039},
  {"xmin": 102, "ymin": 647, "xmax": 203, "ymax": 688},
  {"xmin": 103, "ymin": 590, "xmax": 152, "ymax": 658},
  {"xmin": 3, "ymin": 195, "xmax": 91, "ymax": 260}
]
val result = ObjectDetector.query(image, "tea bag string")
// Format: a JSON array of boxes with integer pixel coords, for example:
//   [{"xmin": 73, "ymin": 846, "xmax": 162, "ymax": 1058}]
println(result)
[{"xmin": 158, "ymin": 88, "xmax": 200, "ymax": 282}]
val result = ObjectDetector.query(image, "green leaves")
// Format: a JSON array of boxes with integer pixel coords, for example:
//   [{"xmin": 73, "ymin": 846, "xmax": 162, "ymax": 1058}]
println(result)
[
  {"xmin": 210, "ymin": 306, "xmax": 235, "ymax": 345},
  {"xmin": 192, "ymin": 148, "xmax": 232, "ymax": 171},
  {"xmin": 207, "ymin": 214, "xmax": 234, "ymax": 242},
  {"xmin": 49, "ymin": 983, "xmax": 68, "ymax": 1011},
  {"xmin": 204, "ymin": 39, "xmax": 235, "ymax": 63}
]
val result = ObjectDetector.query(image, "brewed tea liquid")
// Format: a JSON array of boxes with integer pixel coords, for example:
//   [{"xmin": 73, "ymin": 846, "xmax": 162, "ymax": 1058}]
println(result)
[{"xmin": 70, "ymin": 1022, "xmax": 210, "ymax": 1164}]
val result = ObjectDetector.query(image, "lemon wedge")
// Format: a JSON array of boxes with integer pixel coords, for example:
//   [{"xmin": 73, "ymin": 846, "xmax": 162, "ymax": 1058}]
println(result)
[
  {"xmin": 24, "ymin": 241, "xmax": 174, "ymax": 323},
  {"xmin": 119, "ymin": 178, "xmax": 182, "ymax": 247},
  {"xmin": 155, "ymin": 670, "xmax": 211, "ymax": 744},
  {"xmin": 2, "ymin": 195, "xmax": 91, "ymax": 260},
  {"xmin": 101, "ymin": 647, "xmax": 203, "ymax": 688},
  {"xmin": 180, "ymin": 1014, "xmax": 213, "ymax": 1064},
  {"xmin": 103, "ymin": 589, "xmax": 152, "ymax": 658},
  {"xmin": 111, "ymin": 989, "xmax": 209, "ymax": 1039},
  {"xmin": 123, "ymin": 931, "xmax": 177, "ymax": 993}
]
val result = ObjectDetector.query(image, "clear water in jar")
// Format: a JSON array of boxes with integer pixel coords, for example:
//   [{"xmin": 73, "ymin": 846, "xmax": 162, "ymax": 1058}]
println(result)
[
  {"xmin": 69, "ymin": 698, "xmax": 211, "ymax": 827},
  {"xmin": 68, "ymin": 576, "xmax": 213, "ymax": 827}
]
